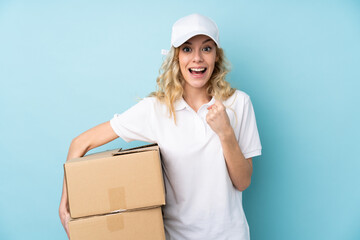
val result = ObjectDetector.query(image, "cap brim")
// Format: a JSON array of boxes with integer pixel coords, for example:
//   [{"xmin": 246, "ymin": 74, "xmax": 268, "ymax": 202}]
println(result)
[{"xmin": 172, "ymin": 31, "xmax": 220, "ymax": 48}]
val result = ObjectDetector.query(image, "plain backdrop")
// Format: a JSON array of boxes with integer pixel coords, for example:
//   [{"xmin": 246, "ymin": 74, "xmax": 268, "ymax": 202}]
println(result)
[{"xmin": 0, "ymin": 0, "xmax": 359, "ymax": 239}]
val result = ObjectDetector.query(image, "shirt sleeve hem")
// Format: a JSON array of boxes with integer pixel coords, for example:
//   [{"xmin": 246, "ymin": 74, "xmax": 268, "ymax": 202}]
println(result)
[
  {"xmin": 109, "ymin": 117, "xmax": 132, "ymax": 143},
  {"xmin": 243, "ymin": 149, "xmax": 262, "ymax": 159}
]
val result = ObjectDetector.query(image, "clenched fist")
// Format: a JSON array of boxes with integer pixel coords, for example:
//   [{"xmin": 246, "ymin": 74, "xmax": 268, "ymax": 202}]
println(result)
[{"xmin": 206, "ymin": 99, "xmax": 233, "ymax": 139}]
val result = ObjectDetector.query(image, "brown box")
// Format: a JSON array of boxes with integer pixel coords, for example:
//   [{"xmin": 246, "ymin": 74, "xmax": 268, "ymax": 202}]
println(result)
[
  {"xmin": 68, "ymin": 207, "xmax": 165, "ymax": 240},
  {"xmin": 64, "ymin": 144, "xmax": 165, "ymax": 218}
]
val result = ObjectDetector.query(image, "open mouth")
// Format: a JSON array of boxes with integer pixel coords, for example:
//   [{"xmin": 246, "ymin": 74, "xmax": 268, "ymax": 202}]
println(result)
[{"xmin": 189, "ymin": 67, "xmax": 207, "ymax": 75}]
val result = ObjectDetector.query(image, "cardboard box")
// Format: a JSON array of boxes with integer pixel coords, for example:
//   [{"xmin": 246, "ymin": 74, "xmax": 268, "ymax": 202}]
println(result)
[
  {"xmin": 69, "ymin": 207, "xmax": 165, "ymax": 240},
  {"xmin": 65, "ymin": 144, "xmax": 165, "ymax": 218}
]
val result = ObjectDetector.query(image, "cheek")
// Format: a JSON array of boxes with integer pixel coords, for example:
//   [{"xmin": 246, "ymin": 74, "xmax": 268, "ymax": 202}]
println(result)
[
  {"xmin": 179, "ymin": 55, "xmax": 189, "ymax": 74},
  {"xmin": 212, "ymin": 54, "xmax": 217, "ymax": 65},
  {"xmin": 179, "ymin": 62, "xmax": 187, "ymax": 75},
  {"xmin": 208, "ymin": 56, "xmax": 217, "ymax": 71}
]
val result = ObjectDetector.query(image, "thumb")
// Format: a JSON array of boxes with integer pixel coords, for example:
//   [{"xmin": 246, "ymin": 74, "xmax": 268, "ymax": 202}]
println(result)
[{"xmin": 208, "ymin": 98, "xmax": 222, "ymax": 110}]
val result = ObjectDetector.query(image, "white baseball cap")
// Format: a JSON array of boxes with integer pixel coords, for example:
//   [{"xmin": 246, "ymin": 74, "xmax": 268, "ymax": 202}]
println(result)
[{"xmin": 171, "ymin": 13, "xmax": 220, "ymax": 48}]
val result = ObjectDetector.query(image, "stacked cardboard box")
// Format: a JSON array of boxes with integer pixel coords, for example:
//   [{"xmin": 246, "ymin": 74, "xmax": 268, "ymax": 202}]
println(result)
[{"xmin": 64, "ymin": 144, "xmax": 166, "ymax": 240}]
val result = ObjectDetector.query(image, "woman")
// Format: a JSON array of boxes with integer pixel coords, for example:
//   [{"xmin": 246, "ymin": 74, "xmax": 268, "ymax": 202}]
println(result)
[{"xmin": 59, "ymin": 13, "xmax": 262, "ymax": 240}]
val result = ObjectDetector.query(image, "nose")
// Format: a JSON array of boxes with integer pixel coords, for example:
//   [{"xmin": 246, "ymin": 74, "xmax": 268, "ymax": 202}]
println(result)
[{"xmin": 192, "ymin": 49, "xmax": 203, "ymax": 63}]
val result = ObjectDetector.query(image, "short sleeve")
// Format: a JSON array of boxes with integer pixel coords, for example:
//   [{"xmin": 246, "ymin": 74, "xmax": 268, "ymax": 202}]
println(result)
[
  {"xmin": 110, "ymin": 98, "xmax": 156, "ymax": 143},
  {"xmin": 238, "ymin": 94, "xmax": 262, "ymax": 159}
]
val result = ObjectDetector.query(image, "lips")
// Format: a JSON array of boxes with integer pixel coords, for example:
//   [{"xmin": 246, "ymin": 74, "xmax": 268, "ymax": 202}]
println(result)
[{"xmin": 189, "ymin": 67, "xmax": 207, "ymax": 75}]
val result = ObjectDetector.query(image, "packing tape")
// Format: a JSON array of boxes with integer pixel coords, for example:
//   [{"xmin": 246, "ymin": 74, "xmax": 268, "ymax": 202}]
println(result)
[
  {"xmin": 106, "ymin": 213, "xmax": 124, "ymax": 232},
  {"xmin": 108, "ymin": 187, "xmax": 127, "ymax": 211}
]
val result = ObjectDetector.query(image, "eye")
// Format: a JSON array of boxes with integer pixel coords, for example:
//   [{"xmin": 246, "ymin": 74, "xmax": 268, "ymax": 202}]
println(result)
[
  {"xmin": 202, "ymin": 46, "xmax": 212, "ymax": 52},
  {"xmin": 182, "ymin": 46, "xmax": 191, "ymax": 52}
]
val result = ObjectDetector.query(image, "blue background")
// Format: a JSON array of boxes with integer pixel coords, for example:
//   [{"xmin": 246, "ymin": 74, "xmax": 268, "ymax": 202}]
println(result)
[{"xmin": 1, "ymin": 0, "xmax": 359, "ymax": 239}]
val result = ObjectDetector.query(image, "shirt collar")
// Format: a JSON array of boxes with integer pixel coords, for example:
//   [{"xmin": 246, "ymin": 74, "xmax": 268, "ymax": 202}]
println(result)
[
  {"xmin": 174, "ymin": 97, "xmax": 215, "ymax": 111},
  {"xmin": 174, "ymin": 98, "xmax": 187, "ymax": 111},
  {"xmin": 205, "ymin": 97, "xmax": 216, "ymax": 108}
]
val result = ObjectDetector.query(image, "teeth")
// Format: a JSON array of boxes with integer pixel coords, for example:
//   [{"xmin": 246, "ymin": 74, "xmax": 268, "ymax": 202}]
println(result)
[{"xmin": 190, "ymin": 68, "xmax": 205, "ymax": 72}]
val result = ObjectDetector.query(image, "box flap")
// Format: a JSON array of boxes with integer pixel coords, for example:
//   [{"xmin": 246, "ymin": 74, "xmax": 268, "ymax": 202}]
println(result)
[{"xmin": 112, "ymin": 143, "xmax": 159, "ymax": 156}]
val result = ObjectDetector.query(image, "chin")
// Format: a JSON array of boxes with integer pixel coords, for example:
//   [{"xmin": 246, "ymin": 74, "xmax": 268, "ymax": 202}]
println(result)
[{"xmin": 186, "ymin": 80, "xmax": 209, "ymax": 90}]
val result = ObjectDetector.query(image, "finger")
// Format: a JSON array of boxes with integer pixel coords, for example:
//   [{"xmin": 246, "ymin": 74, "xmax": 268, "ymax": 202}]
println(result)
[
  {"xmin": 65, "ymin": 216, "xmax": 70, "ymax": 239},
  {"xmin": 207, "ymin": 104, "xmax": 215, "ymax": 110},
  {"xmin": 65, "ymin": 226, "xmax": 69, "ymax": 238},
  {"xmin": 207, "ymin": 107, "xmax": 217, "ymax": 115},
  {"xmin": 206, "ymin": 115, "xmax": 214, "ymax": 125},
  {"xmin": 214, "ymin": 99, "xmax": 225, "ymax": 110},
  {"xmin": 214, "ymin": 99, "xmax": 222, "ymax": 106},
  {"xmin": 206, "ymin": 111, "xmax": 215, "ymax": 120}
]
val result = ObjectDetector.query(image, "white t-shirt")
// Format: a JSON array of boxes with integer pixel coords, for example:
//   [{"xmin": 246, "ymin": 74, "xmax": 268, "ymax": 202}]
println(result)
[{"xmin": 110, "ymin": 90, "xmax": 262, "ymax": 240}]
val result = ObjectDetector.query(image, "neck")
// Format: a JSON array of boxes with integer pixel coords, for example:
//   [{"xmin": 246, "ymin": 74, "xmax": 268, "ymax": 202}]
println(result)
[{"xmin": 183, "ymin": 87, "xmax": 212, "ymax": 112}]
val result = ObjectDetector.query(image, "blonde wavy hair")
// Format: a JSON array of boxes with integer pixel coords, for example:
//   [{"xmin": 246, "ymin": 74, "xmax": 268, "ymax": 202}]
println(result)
[{"xmin": 149, "ymin": 45, "xmax": 235, "ymax": 123}]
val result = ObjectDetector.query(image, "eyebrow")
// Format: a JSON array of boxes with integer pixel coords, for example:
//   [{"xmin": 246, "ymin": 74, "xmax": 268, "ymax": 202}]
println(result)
[{"xmin": 184, "ymin": 38, "xmax": 213, "ymax": 45}]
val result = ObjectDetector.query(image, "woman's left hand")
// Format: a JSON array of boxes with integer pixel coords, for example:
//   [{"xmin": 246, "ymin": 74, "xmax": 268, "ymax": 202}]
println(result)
[{"xmin": 206, "ymin": 100, "xmax": 232, "ymax": 139}]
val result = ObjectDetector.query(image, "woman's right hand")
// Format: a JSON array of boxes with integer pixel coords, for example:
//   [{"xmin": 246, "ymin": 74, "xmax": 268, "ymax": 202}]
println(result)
[{"xmin": 59, "ymin": 179, "xmax": 71, "ymax": 239}]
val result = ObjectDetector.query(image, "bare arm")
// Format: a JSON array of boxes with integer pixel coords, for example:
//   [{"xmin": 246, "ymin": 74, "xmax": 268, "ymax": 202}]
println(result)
[
  {"xmin": 218, "ymin": 128, "xmax": 253, "ymax": 191},
  {"xmin": 206, "ymin": 100, "xmax": 253, "ymax": 191},
  {"xmin": 59, "ymin": 121, "xmax": 118, "ymax": 238}
]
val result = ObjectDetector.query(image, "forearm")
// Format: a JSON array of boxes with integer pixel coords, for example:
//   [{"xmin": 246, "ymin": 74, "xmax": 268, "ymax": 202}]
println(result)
[
  {"xmin": 66, "ymin": 137, "xmax": 91, "ymax": 161},
  {"xmin": 219, "ymin": 128, "xmax": 253, "ymax": 191},
  {"xmin": 66, "ymin": 121, "xmax": 118, "ymax": 161}
]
